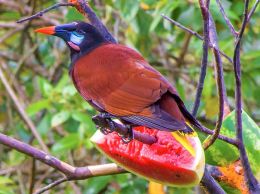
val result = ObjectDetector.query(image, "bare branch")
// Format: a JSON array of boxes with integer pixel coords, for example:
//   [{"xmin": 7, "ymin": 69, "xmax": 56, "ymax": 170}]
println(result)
[
  {"xmin": 207, "ymin": 161, "xmax": 248, "ymax": 193},
  {"xmin": 233, "ymin": 0, "xmax": 259, "ymax": 191},
  {"xmin": 247, "ymin": 0, "xmax": 260, "ymax": 23},
  {"xmin": 192, "ymin": 0, "xmax": 210, "ymax": 116},
  {"xmin": 200, "ymin": 168, "xmax": 226, "ymax": 194},
  {"xmin": 215, "ymin": 0, "xmax": 238, "ymax": 37},
  {"xmin": 161, "ymin": 14, "xmax": 233, "ymax": 63},
  {"xmin": 203, "ymin": 48, "xmax": 224, "ymax": 150},
  {"xmin": 201, "ymin": 126, "xmax": 237, "ymax": 146},
  {"xmin": 16, "ymin": 3, "xmax": 75, "ymax": 23},
  {"xmin": 35, "ymin": 177, "xmax": 68, "ymax": 194},
  {"xmin": 29, "ymin": 158, "xmax": 36, "ymax": 194},
  {"xmin": 0, "ymin": 132, "xmax": 126, "ymax": 180},
  {"xmin": 203, "ymin": 13, "xmax": 228, "ymax": 150}
]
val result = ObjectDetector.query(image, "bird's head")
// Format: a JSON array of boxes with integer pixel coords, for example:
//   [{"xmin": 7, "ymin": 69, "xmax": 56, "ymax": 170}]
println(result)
[{"xmin": 35, "ymin": 22, "xmax": 107, "ymax": 60}]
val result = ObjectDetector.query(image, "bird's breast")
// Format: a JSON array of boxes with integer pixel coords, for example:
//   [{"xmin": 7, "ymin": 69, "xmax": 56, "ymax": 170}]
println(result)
[{"xmin": 70, "ymin": 44, "xmax": 141, "ymax": 102}]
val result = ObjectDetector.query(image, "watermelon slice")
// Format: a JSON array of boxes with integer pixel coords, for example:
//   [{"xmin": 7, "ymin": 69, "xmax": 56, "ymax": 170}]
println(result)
[{"xmin": 91, "ymin": 126, "xmax": 205, "ymax": 187}]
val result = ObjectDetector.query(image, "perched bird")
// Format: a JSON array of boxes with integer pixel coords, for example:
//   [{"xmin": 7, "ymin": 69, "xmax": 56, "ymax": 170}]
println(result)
[{"xmin": 35, "ymin": 22, "xmax": 202, "ymax": 140}]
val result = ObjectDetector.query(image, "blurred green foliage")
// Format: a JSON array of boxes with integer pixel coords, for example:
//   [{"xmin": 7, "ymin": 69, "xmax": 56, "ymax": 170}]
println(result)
[{"xmin": 0, "ymin": 0, "xmax": 259, "ymax": 193}]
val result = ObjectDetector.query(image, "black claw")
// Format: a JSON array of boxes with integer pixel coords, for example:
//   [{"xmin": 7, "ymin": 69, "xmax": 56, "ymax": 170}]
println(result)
[
  {"xmin": 92, "ymin": 113, "xmax": 116, "ymax": 135},
  {"xmin": 99, "ymin": 127, "xmax": 113, "ymax": 135},
  {"xmin": 118, "ymin": 125, "xmax": 134, "ymax": 144}
]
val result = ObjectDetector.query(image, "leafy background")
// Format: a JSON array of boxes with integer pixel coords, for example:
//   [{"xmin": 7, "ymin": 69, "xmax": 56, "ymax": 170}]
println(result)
[{"xmin": 0, "ymin": 0, "xmax": 259, "ymax": 193}]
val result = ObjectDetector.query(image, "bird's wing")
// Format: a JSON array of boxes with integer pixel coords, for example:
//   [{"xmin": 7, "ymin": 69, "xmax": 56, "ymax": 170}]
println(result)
[
  {"xmin": 99, "ymin": 61, "xmax": 190, "ymax": 132},
  {"xmin": 71, "ymin": 44, "xmax": 190, "ymax": 132}
]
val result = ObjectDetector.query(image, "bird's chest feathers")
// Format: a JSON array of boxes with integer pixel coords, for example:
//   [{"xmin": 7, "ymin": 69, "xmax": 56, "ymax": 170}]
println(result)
[{"xmin": 71, "ymin": 57, "xmax": 128, "ymax": 100}]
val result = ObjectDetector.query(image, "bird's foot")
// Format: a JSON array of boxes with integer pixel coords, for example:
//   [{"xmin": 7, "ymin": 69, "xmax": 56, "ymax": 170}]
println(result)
[
  {"xmin": 92, "ymin": 113, "xmax": 134, "ymax": 143},
  {"xmin": 92, "ymin": 113, "xmax": 116, "ymax": 135},
  {"xmin": 118, "ymin": 125, "xmax": 134, "ymax": 143}
]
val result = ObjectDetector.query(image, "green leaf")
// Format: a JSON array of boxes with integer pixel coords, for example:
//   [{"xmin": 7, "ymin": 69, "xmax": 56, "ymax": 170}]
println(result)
[
  {"xmin": 0, "ymin": 189, "xmax": 15, "ymax": 194},
  {"xmin": 7, "ymin": 150, "xmax": 26, "ymax": 166},
  {"xmin": 149, "ymin": 1, "xmax": 179, "ymax": 32},
  {"xmin": 37, "ymin": 77, "xmax": 53, "ymax": 97},
  {"xmin": 168, "ymin": 187, "xmax": 194, "ymax": 194},
  {"xmin": 52, "ymin": 133, "xmax": 80, "ymax": 153},
  {"xmin": 72, "ymin": 111, "xmax": 96, "ymax": 131},
  {"xmin": 206, "ymin": 110, "xmax": 260, "ymax": 178},
  {"xmin": 51, "ymin": 111, "xmax": 70, "ymax": 127},
  {"xmin": 178, "ymin": 6, "xmax": 202, "ymax": 31},
  {"xmin": 37, "ymin": 113, "xmax": 51, "ymax": 135},
  {"xmin": 62, "ymin": 85, "xmax": 77, "ymax": 97},
  {"xmin": 118, "ymin": 0, "xmax": 140, "ymax": 21},
  {"xmin": 65, "ymin": 8, "xmax": 85, "ymax": 22},
  {"xmin": 0, "ymin": 177, "xmax": 13, "ymax": 185},
  {"xmin": 26, "ymin": 99, "xmax": 50, "ymax": 116},
  {"xmin": 83, "ymin": 176, "xmax": 111, "ymax": 194}
]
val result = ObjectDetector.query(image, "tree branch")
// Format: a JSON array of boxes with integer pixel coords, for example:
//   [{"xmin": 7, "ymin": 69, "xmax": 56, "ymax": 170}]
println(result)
[
  {"xmin": 35, "ymin": 177, "xmax": 68, "ymax": 194},
  {"xmin": 203, "ymin": 13, "xmax": 228, "ymax": 150},
  {"xmin": 215, "ymin": 0, "xmax": 238, "ymax": 37},
  {"xmin": 16, "ymin": 3, "xmax": 75, "ymax": 23},
  {"xmin": 192, "ymin": 0, "xmax": 210, "ymax": 117},
  {"xmin": 161, "ymin": 14, "xmax": 233, "ymax": 63},
  {"xmin": 200, "ymin": 168, "xmax": 226, "ymax": 194},
  {"xmin": 233, "ymin": 0, "xmax": 259, "ymax": 192},
  {"xmin": 247, "ymin": 0, "xmax": 260, "ymax": 23},
  {"xmin": 0, "ymin": 133, "xmax": 126, "ymax": 180},
  {"xmin": 207, "ymin": 161, "xmax": 248, "ymax": 193}
]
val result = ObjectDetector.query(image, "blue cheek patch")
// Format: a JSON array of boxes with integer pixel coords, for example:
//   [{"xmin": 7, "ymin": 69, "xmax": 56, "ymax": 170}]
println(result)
[{"xmin": 70, "ymin": 32, "xmax": 84, "ymax": 45}]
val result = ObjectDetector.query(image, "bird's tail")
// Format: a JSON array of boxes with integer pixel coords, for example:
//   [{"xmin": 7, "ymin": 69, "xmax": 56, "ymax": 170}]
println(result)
[{"xmin": 172, "ymin": 94, "xmax": 204, "ymax": 131}]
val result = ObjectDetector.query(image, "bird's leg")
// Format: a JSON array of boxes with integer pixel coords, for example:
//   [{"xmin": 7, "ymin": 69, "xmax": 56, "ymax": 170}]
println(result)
[
  {"xmin": 118, "ymin": 125, "xmax": 134, "ymax": 143},
  {"xmin": 92, "ymin": 113, "xmax": 134, "ymax": 143},
  {"xmin": 92, "ymin": 113, "xmax": 116, "ymax": 135}
]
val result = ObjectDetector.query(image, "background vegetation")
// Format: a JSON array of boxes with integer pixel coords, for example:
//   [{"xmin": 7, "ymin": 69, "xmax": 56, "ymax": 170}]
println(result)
[{"xmin": 0, "ymin": 0, "xmax": 259, "ymax": 193}]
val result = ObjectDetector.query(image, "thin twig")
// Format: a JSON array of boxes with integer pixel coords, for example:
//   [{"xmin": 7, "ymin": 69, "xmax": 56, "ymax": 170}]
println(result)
[
  {"xmin": 207, "ymin": 162, "xmax": 248, "ymax": 193},
  {"xmin": 35, "ymin": 177, "xmax": 68, "ymax": 194},
  {"xmin": 247, "ymin": 0, "xmax": 260, "ymax": 23},
  {"xmin": 192, "ymin": 0, "xmax": 210, "ymax": 116},
  {"xmin": 233, "ymin": 0, "xmax": 259, "ymax": 192},
  {"xmin": 203, "ymin": 13, "xmax": 227, "ymax": 150},
  {"xmin": 215, "ymin": 0, "xmax": 238, "ymax": 37},
  {"xmin": 29, "ymin": 158, "xmax": 36, "ymax": 194},
  {"xmin": 208, "ymin": 13, "xmax": 230, "ymax": 116},
  {"xmin": 203, "ymin": 48, "xmax": 224, "ymax": 150},
  {"xmin": 0, "ymin": 132, "xmax": 126, "ymax": 180},
  {"xmin": 16, "ymin": 3, "xmax": 75, "ymax": 23},
  {"xmin": 200, "ymin": 168, "xmax": 226, "ymax": 194},
  {"xmin": 161, "ymin": 14, "xmax": 203, "ymax": 39},
  {"xmin": 161, "ymin": 14, "xmax": 233, "ymax": 63},
  {"xmin": 0, "ymin": 64, "xmax": 49, "ymax": 152},
  {"xmin": 201, "ymin": 126, "xmax": 238, "ymax": 146}
]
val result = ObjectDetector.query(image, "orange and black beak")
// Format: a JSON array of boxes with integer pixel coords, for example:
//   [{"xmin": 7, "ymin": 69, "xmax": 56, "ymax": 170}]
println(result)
[
  {"xmin": 35, "ymin": 26, "xmax": 55, "ymax": 35},
  {"xmin": 35, "ymin": 22, "xmax": 78, "ymax": 39},
  {"xmin": 35, "ymin": 22, "xmax": 84, "ymax": 51}
]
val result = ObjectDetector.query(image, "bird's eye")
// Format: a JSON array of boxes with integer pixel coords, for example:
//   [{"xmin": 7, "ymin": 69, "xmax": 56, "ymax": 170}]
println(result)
[
  {"xmin": 70, "ymin": 32, "xmax": 84, "ymax": 45},
  {"xmin": 77, "ymin": 30, "xmax": 86, "ymax": 35}
]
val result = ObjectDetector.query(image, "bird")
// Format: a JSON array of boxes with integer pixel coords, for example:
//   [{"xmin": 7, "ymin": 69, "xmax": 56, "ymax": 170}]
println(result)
[{"xmin": 35, "ymin": 21, "xmax": 202, "ymax": 141}]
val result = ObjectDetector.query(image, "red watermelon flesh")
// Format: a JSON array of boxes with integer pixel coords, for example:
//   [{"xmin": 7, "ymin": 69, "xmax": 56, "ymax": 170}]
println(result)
[{"xmin": 91, "ymin": 126, "xmax": 205, "ymax": 187}]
